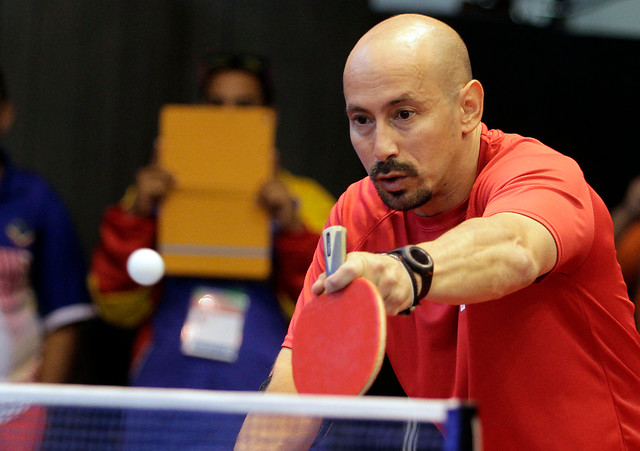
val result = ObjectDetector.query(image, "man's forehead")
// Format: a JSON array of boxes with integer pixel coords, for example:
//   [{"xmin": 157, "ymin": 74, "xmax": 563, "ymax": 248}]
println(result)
[
  {"xmin": 345, "ymin": 93, "xmax": 418, "ymax": 113},
  {"xmin": 344, "ymin": 62, "xmax": 438, "ymax": 112}
]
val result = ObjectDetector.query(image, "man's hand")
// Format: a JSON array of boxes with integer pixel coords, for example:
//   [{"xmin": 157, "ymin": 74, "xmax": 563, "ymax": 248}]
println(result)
[
  {"xmin": 130, "ymin": 165, "xmax": 175, "ymax": 216},
  {"xmin": 258, "ymin": 179, "xmax": 303, "ymax": 232},
  {"xmin": 311, "ymin": 252, "xmax": 414, "ymax": 315}
]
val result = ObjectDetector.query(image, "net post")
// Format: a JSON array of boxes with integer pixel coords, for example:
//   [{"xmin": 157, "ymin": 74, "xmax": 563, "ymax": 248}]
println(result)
[{"xmin": 443, "ymin": 402, "xmax": 478, "ymax": 451}]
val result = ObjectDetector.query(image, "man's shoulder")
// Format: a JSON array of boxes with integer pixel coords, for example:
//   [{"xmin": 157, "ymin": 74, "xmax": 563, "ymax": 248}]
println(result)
[
  {"xmin": 3, "ymin": 165, "xmax": 63, "ymax": 206},
  {"xmin": 483, "ymin": 126, "xmax": 566, "ymax": 160},
  {"xmin": 480, "ymin": 126, "xmax": 580, "ymax": 178}
]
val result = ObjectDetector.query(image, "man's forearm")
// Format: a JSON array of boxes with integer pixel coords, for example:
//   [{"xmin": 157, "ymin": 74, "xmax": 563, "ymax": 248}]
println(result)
[
  {"xmin": 234, "ymin": 348, "xmax": 322, "ymax": 450},
  {"xmin": 38, "ymin": 324, "xmax": 81, "ymax": 383}
]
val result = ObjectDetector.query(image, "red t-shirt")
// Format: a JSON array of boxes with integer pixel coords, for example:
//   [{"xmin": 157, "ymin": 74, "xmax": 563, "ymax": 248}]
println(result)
[{"xmin": 284, "ymin": 125, "xmax": 640, "ymax": 450}]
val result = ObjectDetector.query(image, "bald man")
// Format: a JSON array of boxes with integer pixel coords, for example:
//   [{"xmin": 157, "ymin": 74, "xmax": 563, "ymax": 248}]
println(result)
[{"xmin": 236, "ymin": 14, "xmax": 640, "ymax": 450}]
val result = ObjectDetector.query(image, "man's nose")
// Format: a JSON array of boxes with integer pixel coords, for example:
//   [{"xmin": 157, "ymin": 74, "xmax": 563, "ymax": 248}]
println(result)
[{"xmin": 372, "ymin": 123, "xmax": 399, "ymax": 162}]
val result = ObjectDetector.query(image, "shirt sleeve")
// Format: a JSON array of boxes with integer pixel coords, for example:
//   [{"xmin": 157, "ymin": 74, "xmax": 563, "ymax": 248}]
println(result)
[
  {"xmin": 475, "ymin": 144, "xmax": 594, "ymax": 276},
  {"xmin": 273, "ymin": 226, "xmax": 321, "ymax": 316},
  {"xmin": 30, "ymin": 183, "xmax": 95, "ymax": 331},
  {"xmin": 88, "ymin": 204, "xmax": 157, "ymax": 328}
]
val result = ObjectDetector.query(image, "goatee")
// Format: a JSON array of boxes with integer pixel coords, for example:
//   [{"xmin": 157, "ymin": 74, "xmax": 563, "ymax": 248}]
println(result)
[{"xmin": 369, "ymin": 160, "xmax": 432, "ymax": 211}]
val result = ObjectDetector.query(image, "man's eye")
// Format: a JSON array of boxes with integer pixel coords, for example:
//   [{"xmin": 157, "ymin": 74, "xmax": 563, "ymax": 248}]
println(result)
[{"xmin": 397, "ymin": 110, "xmax": 413, "ymax": 120}]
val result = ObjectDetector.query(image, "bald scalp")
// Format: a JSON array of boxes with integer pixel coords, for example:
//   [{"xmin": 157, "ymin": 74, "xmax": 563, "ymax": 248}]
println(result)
[{"xmin": 344, "ymin": 14, "xmax": 472, "ymax": 98}]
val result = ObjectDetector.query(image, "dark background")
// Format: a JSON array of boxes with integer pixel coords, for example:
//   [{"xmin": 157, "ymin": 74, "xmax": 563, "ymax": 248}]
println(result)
[{"xmin": 1, "ymin": 0, "xmax": 638, "ymax": 261}]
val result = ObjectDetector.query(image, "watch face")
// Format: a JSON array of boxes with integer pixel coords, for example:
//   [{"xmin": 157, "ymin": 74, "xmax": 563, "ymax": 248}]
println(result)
[
  {"xmin": 406, "ymin": 246, "xmax": 433, "ymax": 302},
  {"xmin": 409, "ymin": 246, "xmax": 432, "ymax": 266},
  {"xmin": 390, "ymin": 245, "xmax": 434, "ymax": 308},
  {"xmin": 405, "ymin": 246, "xmax": 433, "ymax": 272}
]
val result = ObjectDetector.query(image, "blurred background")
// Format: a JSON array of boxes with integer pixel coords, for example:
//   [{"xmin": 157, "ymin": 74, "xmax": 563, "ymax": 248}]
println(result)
[{"xmin": 1, "ymin": 0, "xmax": 639, "ymax": 259}]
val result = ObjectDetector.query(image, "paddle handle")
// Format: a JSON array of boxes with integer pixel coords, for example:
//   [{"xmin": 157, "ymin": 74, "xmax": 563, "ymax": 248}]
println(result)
[{"xmin": 323, "ymin": 226, "xmax": 347, "ymax": 276}]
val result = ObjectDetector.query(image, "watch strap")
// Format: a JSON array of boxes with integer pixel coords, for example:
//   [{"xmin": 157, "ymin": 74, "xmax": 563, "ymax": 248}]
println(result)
[
  {"xmin": 385, "ymin": 252, "xmax": 417, "ymax": 315},
  {"xmin": 387, "ymin": 245, "xmax": 434, "ymax": 315}
]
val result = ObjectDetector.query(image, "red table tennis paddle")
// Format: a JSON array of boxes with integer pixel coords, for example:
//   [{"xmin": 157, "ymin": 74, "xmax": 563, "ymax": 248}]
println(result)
[{"xmin": 292, "ymin": 225, "xmax": 387, "ymax": 395}]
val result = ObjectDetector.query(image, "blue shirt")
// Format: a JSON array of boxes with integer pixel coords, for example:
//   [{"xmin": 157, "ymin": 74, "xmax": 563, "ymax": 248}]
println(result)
[{"xmin": 0, "ymin": 148, "xmax": 94, "ymax": 380}]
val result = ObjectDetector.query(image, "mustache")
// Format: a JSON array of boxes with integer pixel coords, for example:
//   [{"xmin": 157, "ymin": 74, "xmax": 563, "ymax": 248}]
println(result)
[{"xmin": 369, "ymin": 159, "xmax": 418, "ymax": 180}]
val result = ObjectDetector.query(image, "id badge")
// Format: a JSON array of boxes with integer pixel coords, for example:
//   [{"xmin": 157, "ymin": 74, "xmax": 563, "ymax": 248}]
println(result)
[{"xmin": 180, "ymin": 287, "xmax": 250, "ymax": 362}]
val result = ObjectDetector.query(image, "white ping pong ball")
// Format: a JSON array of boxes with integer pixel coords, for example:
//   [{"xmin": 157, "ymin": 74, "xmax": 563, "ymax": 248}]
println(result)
[{"xmin": 127, "ymin": 248, "xmax": 165, "ymax": 286}]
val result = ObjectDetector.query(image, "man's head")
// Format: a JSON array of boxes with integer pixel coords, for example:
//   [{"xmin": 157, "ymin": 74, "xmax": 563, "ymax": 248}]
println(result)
[
  {"xmin": 343, "ymin": 14, "xmax": 484, "ymax": 216},
  {"xmin": 198, "ymin": 53, "xmax": 273, "ymax": 107}
]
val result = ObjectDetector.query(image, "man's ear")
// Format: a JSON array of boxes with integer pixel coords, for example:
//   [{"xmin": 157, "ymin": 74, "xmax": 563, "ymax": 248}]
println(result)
[
  {"xmin": 0, "ymin": 100, "xmax": 15, "ymax": 135},
  {"xmin": 458, "ymin": 79, "xmax": 483, "ymax": 134}
]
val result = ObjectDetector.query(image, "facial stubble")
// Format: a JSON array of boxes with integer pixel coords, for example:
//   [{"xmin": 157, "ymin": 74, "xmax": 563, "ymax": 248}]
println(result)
[{"xmin": 369, "ymin": 159, "xmax": 433, "ymax": 211}]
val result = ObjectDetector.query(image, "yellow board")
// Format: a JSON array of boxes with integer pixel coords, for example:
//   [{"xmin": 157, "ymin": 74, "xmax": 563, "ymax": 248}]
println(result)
[{"xmin": 157, "ymin": 105, "xmax": 276, "ymax": 280}]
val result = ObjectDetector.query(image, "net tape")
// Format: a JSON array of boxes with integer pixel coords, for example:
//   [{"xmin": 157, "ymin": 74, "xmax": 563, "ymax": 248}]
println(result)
[{"xmin": 0, "ymin": 383, "xmax": 477, "ymax": 450}]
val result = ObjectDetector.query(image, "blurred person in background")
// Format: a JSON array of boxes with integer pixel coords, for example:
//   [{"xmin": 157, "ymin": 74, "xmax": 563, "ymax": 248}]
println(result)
[
  {"xmin": 0, "ymin": 65, "xmax": 94, "ymax": 385},
  {"xmin": 0, "ymin": 64, "xmax": 95, "ymax": 448},
  {"xmin": 611, "ymin": 175, "xmax": 640, "ymax": 330},
  {"xmin": 88, "ymin": 53, "xmax": 335, "ymax": 448}
]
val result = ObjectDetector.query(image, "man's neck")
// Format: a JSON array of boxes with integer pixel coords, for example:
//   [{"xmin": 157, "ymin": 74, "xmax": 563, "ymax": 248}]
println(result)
[{"xmin": 413, "ymin": 125, "xmax": 482, "ymax": 217}]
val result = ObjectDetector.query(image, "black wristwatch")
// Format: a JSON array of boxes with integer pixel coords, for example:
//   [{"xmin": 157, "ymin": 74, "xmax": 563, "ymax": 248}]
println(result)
[{"xmin": 387, "ymin": 245, "xmax": 434, "ymax": 315}]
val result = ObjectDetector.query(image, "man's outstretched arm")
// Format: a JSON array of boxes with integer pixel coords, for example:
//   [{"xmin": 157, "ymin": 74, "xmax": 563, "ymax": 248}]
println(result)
[{"xmin": 234, "ymin": 348, "xmax": 322, "ymax": 451}]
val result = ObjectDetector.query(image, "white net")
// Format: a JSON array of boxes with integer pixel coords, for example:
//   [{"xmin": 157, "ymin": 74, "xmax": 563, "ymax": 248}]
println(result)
[{"xmin": 0, "ymin": 383, "xmax": 477, "ymax": 450}]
